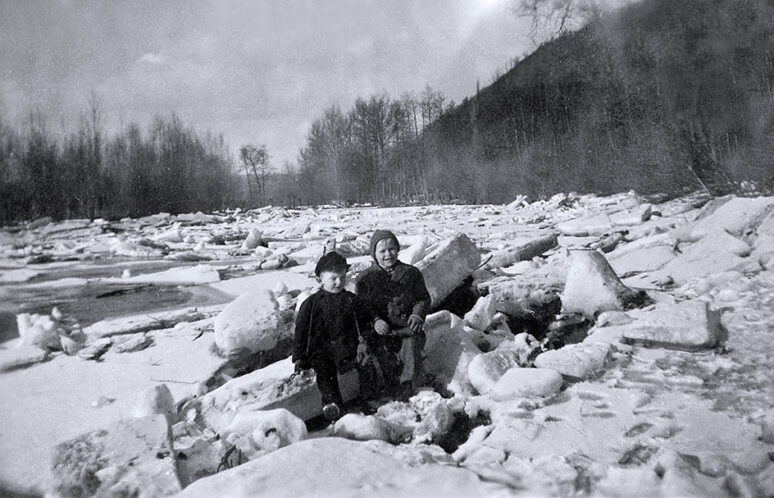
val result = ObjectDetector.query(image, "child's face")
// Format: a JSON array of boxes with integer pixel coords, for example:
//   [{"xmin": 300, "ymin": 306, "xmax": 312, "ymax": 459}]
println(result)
[
  {"xmin": 319, "ymin": 269, "xmax": 347, "ymax": 293},
  {"xmin": 375, "ymin": 238, "xmax": 399, "ymax": 270}
]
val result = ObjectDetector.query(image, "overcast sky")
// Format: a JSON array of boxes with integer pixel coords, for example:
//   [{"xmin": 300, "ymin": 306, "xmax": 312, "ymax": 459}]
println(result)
[{"xmin": 1, "ymin": 0, "xmax": 533, "ymax": 166}]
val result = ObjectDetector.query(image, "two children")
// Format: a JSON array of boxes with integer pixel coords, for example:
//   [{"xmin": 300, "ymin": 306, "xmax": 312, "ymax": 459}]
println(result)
[{"xmin": 293, "ymin": 230, "xmax": 431, "ymax": 421}]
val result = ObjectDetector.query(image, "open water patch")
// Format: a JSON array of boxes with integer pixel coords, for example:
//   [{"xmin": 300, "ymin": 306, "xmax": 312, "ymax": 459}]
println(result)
[{"xmin": 0, "ymin": 282, "xmax": 232, "ymax": 344}]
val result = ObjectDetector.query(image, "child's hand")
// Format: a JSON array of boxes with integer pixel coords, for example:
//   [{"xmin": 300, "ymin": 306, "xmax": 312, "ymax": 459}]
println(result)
[
  {"xmin": 374, "ymin": 319, "xmax": 391, "ymax": 336},
  {"xmin": 408, "ymin": 315, "xmax": 424, "ymax": 333},
  {"xmin": 356, "ymin": 341, "xmax": 370, "ymax": 365},
  {"xmin": 375, "ymin": 319, "xmax": 391, "ymax": 335}
]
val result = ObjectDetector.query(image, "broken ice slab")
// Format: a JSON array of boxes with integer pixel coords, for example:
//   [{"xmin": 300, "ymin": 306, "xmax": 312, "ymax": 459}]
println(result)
[
  {"xmin": 556, "ymin": 214, "xmax": 613, "ymax": 237},
  {"xmin": 490, "ymin": 368, "xmax": 564, "ymax": 400},
  {"xmin": 608, "ymin": 245, "xmax": 675, "ymax": 276},
  {"xmin": 209, "ymin": 270, "xmax": 317, "ymax": 297},
  {"xmin": 415, "ymin": 233, "xmax": 480, "ymax": 306},
  {"xmin": 482, "ymin": 233, "xmax": 558, "ymax": 270},
  {"xmin": 188, "ymin": 357, "xmax": 360, "ymax": 430},
  {"xmin": 0, "ymin": 343, "xmax": 49, "ymax": 372},
  {"xmin": 677, "ymin": 196, "xmax": 774, "ymax": 242},
  {"xmin": 635, "ymin": 230, "xmax": 753, "ymax": 287},
  {"xmin": 608, "ymin": 203, "xmax": 652, "ymax": 226},
  {"xmin": 106, "ymin": 264, "xmax": 221, "ymax": 284},
  {"xmin": 534, "ymin": 342, "xmax": 612, "ymax": 380},
  {"xmin": 467, "ymin": 350, "xmax": 522, "ymax": 395},
  {"xmin": 213, "ymin": 290, "xmax": 290, "ymax": 358},
  {"xmin": 84, "ymin": 307, "xmax": 215, "ymax": 339},
  {"xmin": 423, "ymin": 311, "xmax": 481, "ymax": 397},
  {"xmin": 561, "ymin": 250, "xmax": 650, "ymax": 318},
  {"xmin": 621, "ymin": 300, "xmax": 728, "ymax": 351}
]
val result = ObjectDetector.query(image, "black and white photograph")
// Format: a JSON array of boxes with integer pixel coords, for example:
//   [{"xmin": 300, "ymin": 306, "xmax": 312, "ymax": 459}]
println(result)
[{"xmin": 1, "ymin": 0, "xmax": 773, "ymax": 496}]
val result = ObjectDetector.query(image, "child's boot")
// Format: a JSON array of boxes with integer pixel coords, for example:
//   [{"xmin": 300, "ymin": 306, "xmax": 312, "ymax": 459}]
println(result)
[
  {"xmin": 322, "ymin": 402, "xmax": 341, "ymax": 421},
  {"xmin": 396, "ymin": 381, "xmax": 414, "ymax": 402},
  {"xmin": 362, "ymin": 399, "xmax": 380, "ymax": 415}
]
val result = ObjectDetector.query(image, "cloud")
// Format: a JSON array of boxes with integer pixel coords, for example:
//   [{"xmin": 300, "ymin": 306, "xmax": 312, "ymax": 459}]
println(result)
[
  {"xmin": 2, "ymin": 0, "xmax": 534, "ymax": 166},
  {"xmin": 137, "ymin": 52, "xmax": 169, "ymax": 66}
]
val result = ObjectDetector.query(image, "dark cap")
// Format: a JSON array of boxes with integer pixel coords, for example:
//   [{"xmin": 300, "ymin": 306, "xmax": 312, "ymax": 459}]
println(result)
[
  {"xmin": 369, "ymin": 230, "xmax": 400, "ymax": 260},
  {"xmin": 314, "ymin": 251, "xmax": 350, "ymax": 276}
]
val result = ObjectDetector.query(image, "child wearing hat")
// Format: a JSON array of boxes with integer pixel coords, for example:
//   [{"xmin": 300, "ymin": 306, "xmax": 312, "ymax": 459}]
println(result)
[
  {"xmin": 293, "ymin": 251, "xmax": 377, "ymax": 421},
  {"xmin": 356, "ymin": 230, "xmax": 432, "ymax": 401}
]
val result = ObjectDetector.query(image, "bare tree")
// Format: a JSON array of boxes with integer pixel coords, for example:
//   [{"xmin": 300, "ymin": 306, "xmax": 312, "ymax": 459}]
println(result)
[
  {"xmin": 240, "ymin": 144, "xmax": 272, "ymax": 206},
  {"xmin": 351, "ymin": 92, "xmax": 396, "ymax": 201},
  {"xmin": 514, "ymin": 0, "xmax": 616, "ymax": 45},
  {"xmin": 85, "ymin": 91, "xmax": 103, "ymax": 218},
  {"xmin": 320, "ymin": 106, "xmax": 351, "ymax": 201}
]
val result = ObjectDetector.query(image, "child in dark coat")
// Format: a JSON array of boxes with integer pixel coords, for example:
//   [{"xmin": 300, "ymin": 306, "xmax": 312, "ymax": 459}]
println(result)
[
  {"xmin": 293, "ymin": 251, "xmax": 377, "ymax": 421},
  {"xmin": 356, "ymin": 230, "xmax": 432, "ymax": 401}
]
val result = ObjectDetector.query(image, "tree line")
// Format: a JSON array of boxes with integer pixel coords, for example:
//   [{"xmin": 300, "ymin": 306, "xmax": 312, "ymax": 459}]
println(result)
[
  {"xmin": 282, "ymin": 86, "xmax": 450, "ymax": 206},
  {"xmin": 0, "ymin": 85, "xmax": 455, "ymax": 223},
  {"xmin": 3, "ymin": 0, "xmax": 772, "ymax": 223},
  {"xmin": 0, "ymin": 98, "xmax": 236, "ymax": 224}
]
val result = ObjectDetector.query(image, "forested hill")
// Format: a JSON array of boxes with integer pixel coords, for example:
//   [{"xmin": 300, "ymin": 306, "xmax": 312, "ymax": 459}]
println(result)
[{"xmin": 424, "ymin": 0, "xmax": 774, "ymax": 202}]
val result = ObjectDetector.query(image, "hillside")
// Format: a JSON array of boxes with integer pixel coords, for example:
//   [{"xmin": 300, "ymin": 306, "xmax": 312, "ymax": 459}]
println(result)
[{"xmin": 426, "ymin": 0, "xmax": 774, "ymax": 202}]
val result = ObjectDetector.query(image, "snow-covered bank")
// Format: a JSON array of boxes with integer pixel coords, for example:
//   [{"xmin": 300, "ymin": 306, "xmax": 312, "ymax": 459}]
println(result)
[{"xmin": 1, "ymin": 191, "xmax": 773, "ymax": 496}]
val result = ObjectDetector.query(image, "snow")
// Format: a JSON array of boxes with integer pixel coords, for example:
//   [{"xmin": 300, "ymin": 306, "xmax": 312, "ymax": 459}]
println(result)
[
  {"xmin": 332, "ymin": 413, "xmax": 413, "ymax": 444},
  {"xmin": 762, "ymin": 410, "xmax": 774, "ymax": 445},
  {"xmin": 533, "ymin": 342, "xmax": 611, "ymax": 379},
  {"xmin": 2, "ymin": 192, "xmax": 774, "ymax": 496},
  {"xmin": 373, "ymin": 391, "xmax": 456, "ymax": 443},
  {"xmin": 220, "ymin": 409, "xmax": 307, "ymax": 460},
  {"xmin": 50, "ymin": 414, "xmax": 181, "ymax": 497},
  {"xmin": 131, "ymin": 384, "xmax": 176, "ymax": 418},
  {"xmin": 176, "ymin": 438, "xmax": 513, "ymax": 498},
  {"xmin": 0, "ymin": 321, "xmax": 225, "ymax": 494}
]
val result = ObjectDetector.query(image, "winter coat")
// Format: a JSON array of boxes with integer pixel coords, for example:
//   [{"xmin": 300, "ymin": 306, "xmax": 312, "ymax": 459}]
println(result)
[
  {"xmin": 292, "ymin": 289, "xmax": 371, "ymax": 372},
  {"xmin": 355, "ymin": 261, "xmax": 432, "ymax": 329}
]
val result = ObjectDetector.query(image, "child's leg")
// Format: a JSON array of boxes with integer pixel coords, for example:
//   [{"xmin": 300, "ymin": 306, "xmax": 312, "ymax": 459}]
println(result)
[
  {"xmin": 398, "ymin": 331, "xmax": 426, "ymax": 393},
  {"xmin": 368, "ymin": 336, "xmax": 402, "ymax": 398},
  {"xmin": 310, "ymin": 354, "xmax": 343, "ymax": 407},
  {"xmin": 356, "ymin": 358, "xmax": 378, "ymax": 403},
  {"xmin": 412, "ymin": 330, "xmax": 426, "ymax": 388}
]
